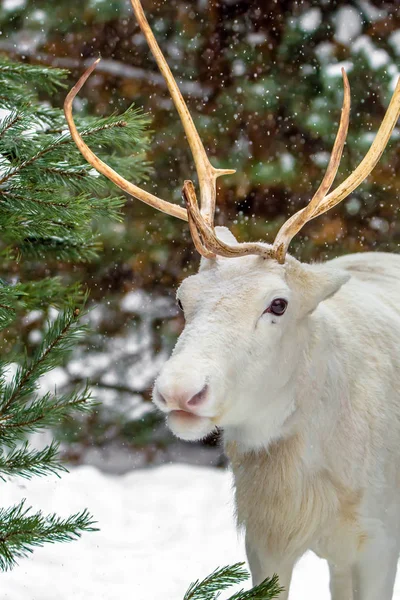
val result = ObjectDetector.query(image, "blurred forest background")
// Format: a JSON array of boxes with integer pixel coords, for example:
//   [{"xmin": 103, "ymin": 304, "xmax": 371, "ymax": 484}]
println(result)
[{"xmin": 1, "ymin": 0, "xmax": 399, "ymax": 471}]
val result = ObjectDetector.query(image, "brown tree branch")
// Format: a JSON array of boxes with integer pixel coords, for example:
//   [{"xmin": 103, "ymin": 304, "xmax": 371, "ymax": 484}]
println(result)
[{"xmin": 0, "ymin": 42, "xmax": 211, "ymax": 98}]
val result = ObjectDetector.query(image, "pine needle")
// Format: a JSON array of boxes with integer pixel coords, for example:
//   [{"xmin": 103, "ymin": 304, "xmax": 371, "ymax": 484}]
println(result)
[{"xmin": 183, "ymin": 563, "xmax": 284, "ymax": 600}]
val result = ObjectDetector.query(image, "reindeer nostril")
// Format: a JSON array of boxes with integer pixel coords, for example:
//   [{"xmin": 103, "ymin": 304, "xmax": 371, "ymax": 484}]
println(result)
[{"xmin": 187, "ymin": 384, "xmax": 208, "ymax": 407}]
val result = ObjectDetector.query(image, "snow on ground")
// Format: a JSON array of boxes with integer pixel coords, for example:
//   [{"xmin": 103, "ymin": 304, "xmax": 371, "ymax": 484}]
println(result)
[{"xmin": 1, "ymin": 464, "xmax": 400, "ymax": 599}]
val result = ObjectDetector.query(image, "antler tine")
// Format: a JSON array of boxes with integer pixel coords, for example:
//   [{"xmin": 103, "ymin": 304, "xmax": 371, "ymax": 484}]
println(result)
[
  {"xmin": 313, "ymin": 76, "xmax": 400, "ymax": 218},
  {"xmin": 130, "ymin": 0, "xmax": 235, "ymax": 226},
  {"xmin": 64, "ymin": 58, "xmax": 187, "ymax": 222},
  {"xmin": 272, "ymin": 69, "xmax": 351, "ymax": 263}
]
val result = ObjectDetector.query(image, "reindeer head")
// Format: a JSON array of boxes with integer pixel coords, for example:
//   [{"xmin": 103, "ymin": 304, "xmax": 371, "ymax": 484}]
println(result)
[
  {"xmin": 153, "ymin": 232, "xmax": 351, "ymax": 444},
  {"xmin": 65, "ymin": 0, "xmax": 400, "ymax": 444}
]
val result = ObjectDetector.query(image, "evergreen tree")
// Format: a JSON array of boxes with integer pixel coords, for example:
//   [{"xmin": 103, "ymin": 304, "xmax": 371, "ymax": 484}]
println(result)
[
  {"xmin": 0, "ymin": 57, "xmax": 151, "ymax": 570},
  {"xmin": 184, "ymin": 563, "xmax": 283, "ymax": 600}
]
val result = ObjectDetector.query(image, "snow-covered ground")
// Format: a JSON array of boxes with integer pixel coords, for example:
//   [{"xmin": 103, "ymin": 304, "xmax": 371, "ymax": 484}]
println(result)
[{"xmin": 1, "ymin": 464, "xmax": 400, "ymax": 599}]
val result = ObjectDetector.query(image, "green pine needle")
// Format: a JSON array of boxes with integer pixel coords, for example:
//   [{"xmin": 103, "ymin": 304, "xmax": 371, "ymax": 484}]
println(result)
[
  {"xmin": 0, "ymin": 500, "xmax": 97, "ymax": 571},
  {"xmin": 0, "ymin": 60, "xmax": 67, "ymax": 94},
  {"xmin": 184, "ymin": 563, "xmax": 250, "ymax": 600},
  {"xmin": 183, "ymin": 563, "xmax": 284, "ymax": 600},
  {"xmin": 229, "ymin": 573, "xmax": 284, "ymax": 600},
  {"xmin": 0, "ymin": 303, "xmax": 88, "ymax": 414},
  {"xmin": 0, "ymin": 441, "xmax": 66, "ymax": 480}
]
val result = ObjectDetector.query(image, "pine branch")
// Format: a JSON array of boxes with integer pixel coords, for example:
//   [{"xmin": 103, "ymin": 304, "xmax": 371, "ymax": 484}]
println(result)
[
  {"xmin": 0, "ymin": 441, "xmax": 65, "ymax": 480},
  {"xmin": 0, "ymin": 286, "xmax": 16, "ymax": 328},
  {"xmin": 0, "ymin": 500, "xmax": 97, "ymax": 571},
  {"xmin": 1, "ymin": 189, "xmax": 69, "ymax": 209},
  {"xmin": 0, "ymin": 107, "xmax": 150, "ymax": 187},
  {"xmin": 0, "ymin": 111, "xmax": 22, "ymax": 139},
  {"xmin": 0, "ymin": 60, "xmax": 67, "ymax": 94},
  {"xmin": 0, "ymin": 303, "xmax": 87, "ymax": 413},
  {"xmin": 0, "ymin": 132, "xmax": 81, "ymax": 186},
  {"xmin": 18, "ymin": 237, "xmax": 101, "ymax": 263},
  {"xmin": 184, "ymin": 563, "xmax": 249, "ymax": 600},
  {"xmin": 0, "ymin": 279, "xmax": 82, "ymax": 329},
  {"xmin": 0, "ymin": 387, "xmax": 94, "ymax": 445},
  {"xmin": 228, "ymin": 574, "xmax": 284, "ymax": 600},
  {"xmin": 183, "ymin": 564, "xmax": 284, "ymax": 600}
]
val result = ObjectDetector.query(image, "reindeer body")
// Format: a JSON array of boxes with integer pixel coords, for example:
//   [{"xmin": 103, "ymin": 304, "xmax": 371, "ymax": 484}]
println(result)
[
  {"xmin": 152, "ymin": 244, "xmax": 400, "ymax": 600},
  {"xmin": 224, "ymin": 251, "xmax": 400, "ymax": 599}
]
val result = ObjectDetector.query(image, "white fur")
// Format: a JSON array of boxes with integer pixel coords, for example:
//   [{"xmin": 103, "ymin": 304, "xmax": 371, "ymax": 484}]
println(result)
[{"xmin": 153, "ymin": 227, "xmax": 400, "ymax": 599}]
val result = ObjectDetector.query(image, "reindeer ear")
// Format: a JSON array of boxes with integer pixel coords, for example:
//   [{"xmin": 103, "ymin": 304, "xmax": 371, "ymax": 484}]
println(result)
[
  {"xmin": 289, "ymin": 260, "xmax": 350, "ymax": 316},
  {"xmin": 199, "ymin": 227, "xmax": 238, "ymax": 271}
]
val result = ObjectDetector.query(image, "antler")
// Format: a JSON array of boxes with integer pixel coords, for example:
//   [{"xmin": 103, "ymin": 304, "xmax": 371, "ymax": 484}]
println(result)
[{"xmin": 65, "ymin": 0, "xmax": 400, "ymax": 264}]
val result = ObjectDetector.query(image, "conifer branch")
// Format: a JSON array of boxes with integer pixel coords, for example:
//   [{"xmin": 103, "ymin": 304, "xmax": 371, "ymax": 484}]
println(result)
[
  {"xmin": 0, "ymin": 441, "xmax": 65, "ymax": 480},
  {"xmin": 229, "ymin": 574, "xmax": 284, "ymax": 600},
  {"xmin": 0, "ymin": 60, "xmax": 67, "ymax": 92},
  {"xmin": 0, "ymin": 134, "xmax": 83, "ymax": 185},
  {"xmin": 0, "ymin": 501, "xmax": 97, "ymax": 571},
  {"xmin": 0, "ymin": 388, "xmax": 93, "ymax": 445},
  {"xmin": 0, "ymin": 305, "xmax": 85, "ymax": 414},
  {"xmin": 0, "ymin": 112, "xmax": 22, "ymax": 139},
  {"xmin": 1, "ymin": 190, "xmax": 69, "ymax": 208},
  {"xmin": 0, "ymin": 114, "xmax": 139, "ymax": 186},
  {"xmin": 184, "ymin": 563, "xmax": 284, "ymax": 600},
  {"xmin": 184, "ymin": 563, "xmax": 249, "ymax": 600}
]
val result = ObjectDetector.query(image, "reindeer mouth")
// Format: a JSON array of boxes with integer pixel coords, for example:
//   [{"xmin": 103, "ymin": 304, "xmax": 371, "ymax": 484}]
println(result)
[
  {"xmin": 167, "ymin": 410, "xmax": 216, "ymax": 441},
  {"xmin": 171, "ymin": 409, "xmax": 198, "ymax": 419}
]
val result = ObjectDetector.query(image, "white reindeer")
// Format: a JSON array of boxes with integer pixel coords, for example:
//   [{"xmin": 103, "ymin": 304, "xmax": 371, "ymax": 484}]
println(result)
[{"xmin": 64, "ymin": 1, "xmax": 400, "ymax": 598}]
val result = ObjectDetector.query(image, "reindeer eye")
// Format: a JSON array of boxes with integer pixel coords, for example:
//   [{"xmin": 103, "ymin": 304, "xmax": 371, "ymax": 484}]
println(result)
[
  {"xmin": 177, "ymin": 299, "xmax": 184, "ymax": 312},
  {"xmin": 265, "ymin": 298, "xmax": 288, "ymax": 316}
]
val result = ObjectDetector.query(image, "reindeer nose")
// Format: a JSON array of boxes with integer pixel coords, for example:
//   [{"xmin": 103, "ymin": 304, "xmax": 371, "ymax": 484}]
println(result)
[
  {"xmin": 155, "ymin": 383, "xmax": 209, "ymax": 413},
  {"xmin": 186, "ymin": 384, "xmax": 209, "ymax": 408}
]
